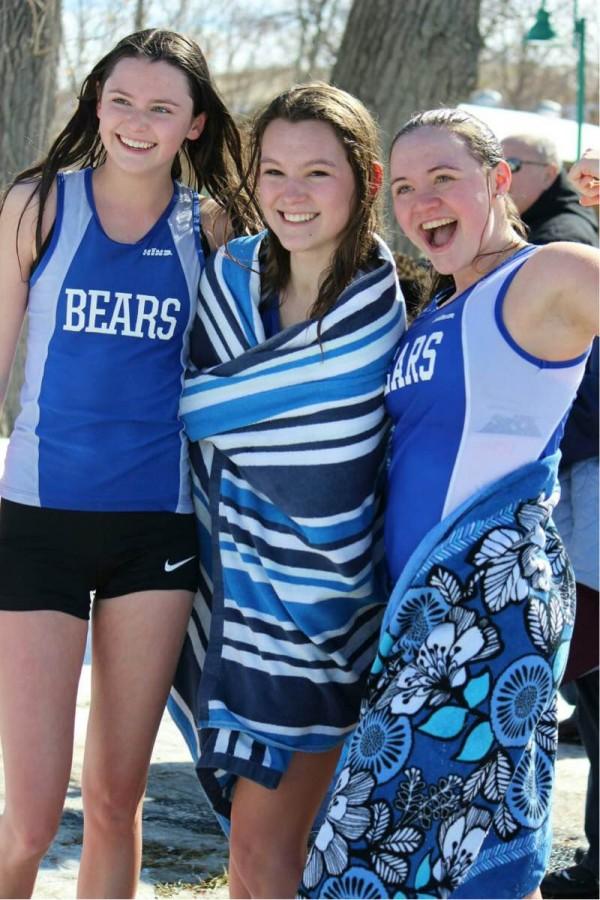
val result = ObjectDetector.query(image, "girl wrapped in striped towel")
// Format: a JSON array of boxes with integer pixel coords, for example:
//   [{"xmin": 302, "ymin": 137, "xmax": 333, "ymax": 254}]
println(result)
[{"xmin": 169, "ymin": 83, "xmax": 406, "ymax": 897}]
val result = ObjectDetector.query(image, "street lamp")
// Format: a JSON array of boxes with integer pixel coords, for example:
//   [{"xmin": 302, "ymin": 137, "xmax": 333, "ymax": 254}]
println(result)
[
  {"xmin": 526, "ymin": 2, "xmax": 557, "ymax": 40},
  {"xmin": 525, "ymin": 2, "xmax": 586, "ymax": 158}
]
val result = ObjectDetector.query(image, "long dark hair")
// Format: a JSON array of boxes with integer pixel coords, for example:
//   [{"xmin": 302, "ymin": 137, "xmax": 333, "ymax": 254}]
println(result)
[
  {"xmin": 3, "ymin": 29, "xmax": 256, "ymax": 256},
  {"xmin": 238, "ymin": 82, "xmax": 383, "ymax": 321},
  {"xmin": 390, "ymin": 108, "xmax": 527, "ymax": 305}
]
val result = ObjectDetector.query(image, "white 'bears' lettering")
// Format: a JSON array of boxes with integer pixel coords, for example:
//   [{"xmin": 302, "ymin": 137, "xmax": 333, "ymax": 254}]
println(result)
[
  {"xmin": 63, "ymin": 288, "xmax": 181, "ymax": 340},
  {"xmin": 387, "ymin": 331, "xmax": 444, "ymax": 390}
]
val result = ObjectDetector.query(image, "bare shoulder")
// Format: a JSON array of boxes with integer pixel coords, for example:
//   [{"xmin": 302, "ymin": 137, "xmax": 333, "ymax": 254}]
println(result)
[
  {"xmin": 0, "ymin": 183, "xmax": 50, "ymax": 380},
  {"xmin": 504, "ymin": 242, "xmax": 599, "ymax": 360},
  {"xmin": 537, "ymin": 239, "xmax": 598, "ymax": 266},
  {"xmin": 1, "ymin": 181, "xmax": 39, "ymax": 233},
  {"xmin": 0, "ymin": 179, "xmax": 57, "ymax": 273},
  {"xmin": 521, "ymin": 241, "xmax": 598, "ymax": 282},
  {"xmin": 199, "ymin": 197, "xmax": 229, "ymax": 251},
  {"xmin": 530, "ymin": 241, "xmax": 596, "ymax": 315}
]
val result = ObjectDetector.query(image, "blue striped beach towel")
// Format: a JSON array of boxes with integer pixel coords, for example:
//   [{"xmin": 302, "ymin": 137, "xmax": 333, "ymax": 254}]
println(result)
[{"xmin": 169, "ymin": 232, "xmax": 406, "ymax": 824}]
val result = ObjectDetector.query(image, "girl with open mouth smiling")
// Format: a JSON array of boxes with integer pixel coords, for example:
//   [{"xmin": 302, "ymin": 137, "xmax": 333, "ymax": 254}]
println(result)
[{"xmin": 300, "ymin": 109, "xmax": 599, "ymax": 900}]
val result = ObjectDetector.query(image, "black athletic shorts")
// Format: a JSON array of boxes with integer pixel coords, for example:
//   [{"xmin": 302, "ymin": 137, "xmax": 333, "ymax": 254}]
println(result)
[{"xmin": 0, "ymin": 499, "xmax": 198, "ymax": 620}]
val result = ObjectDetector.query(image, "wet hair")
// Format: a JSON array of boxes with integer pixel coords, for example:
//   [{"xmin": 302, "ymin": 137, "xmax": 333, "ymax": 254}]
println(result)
[
  {"xmin": 390, "ymin": 107, "xmax": 527, "ymax": 303},
  {"xmin": 238, "ymin": 82, "xmax": 383, "ymax": 322},
  {"xmin": 3, "ymin": 29, "xmax": 255, "ymax": 256}
]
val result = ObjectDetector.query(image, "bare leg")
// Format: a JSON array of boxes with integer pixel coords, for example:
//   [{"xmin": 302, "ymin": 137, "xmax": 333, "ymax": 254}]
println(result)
[
  {"xmin": 0, "ymin": 610, "xmax": 87, "ymax": 898},
  {"xmin": 229, "ymin": 745, "xmax": 341, "ymax": 899},
  {"xmin": 227, "ymin": 854, "xmax": 251, "ymax": 900},
  {"xmin": 524, "ymin": 888, "xmax": 542, "ymax": 899},
  {"xmin": 77, "ymin": 589, "xmax": 193, "ymax": 899}
]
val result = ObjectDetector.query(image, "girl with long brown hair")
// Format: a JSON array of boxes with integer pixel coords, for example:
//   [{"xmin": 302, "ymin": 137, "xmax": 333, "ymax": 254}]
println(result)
[
  {"xmin": 0, "ymin": 28, "xmax": 253, "ymax": 898},
  {"xmin": 171, "ymin": 82, "xmax": 406, "ymax": 898}
]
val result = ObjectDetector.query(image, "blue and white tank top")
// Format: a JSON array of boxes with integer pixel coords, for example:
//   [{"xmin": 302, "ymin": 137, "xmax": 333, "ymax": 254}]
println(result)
[
  {"xmin": 384, "ymin": 245, "xmax": 589, "ymax": 582},
  {"xmin": 1, "ymin": 168, "xmax": 205, "ymax": 512}
]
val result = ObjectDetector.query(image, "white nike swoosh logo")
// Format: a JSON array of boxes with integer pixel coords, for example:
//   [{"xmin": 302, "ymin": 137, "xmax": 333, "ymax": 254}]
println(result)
[{"xmin": 164, "ymin": 556, "xmax": 196, "ymax": 573}]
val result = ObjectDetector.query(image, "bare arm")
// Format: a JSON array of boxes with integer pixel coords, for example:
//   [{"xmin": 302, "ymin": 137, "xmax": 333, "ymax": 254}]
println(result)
[
  {"xmin": 0, "ymin": 181, "xmax": 56, "ymax": 409},
  {"xmin": 504, "ymin": 150, "xmax": 599, "ymax": 361},
  {"xmin": 503, "ymin": 241, "xmax": 598, "ymax": 362},
  {"xmin": 544, "ymin": 242, "xmax": 599, "ymax": 344}
]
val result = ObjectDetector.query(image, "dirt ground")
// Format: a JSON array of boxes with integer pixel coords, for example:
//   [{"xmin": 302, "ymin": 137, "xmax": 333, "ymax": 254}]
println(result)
[
  {"xmin": 0, "ymin": 439, "xmax": 590, "ymax": 898},
  {"xmin": 0, "ymin": 666, "xmax": 587, "ymax": 899}
]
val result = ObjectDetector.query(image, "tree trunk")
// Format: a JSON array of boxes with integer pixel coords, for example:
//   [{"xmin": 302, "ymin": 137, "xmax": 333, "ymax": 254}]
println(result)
[
  {"xmin": 332, "ymin": 0, "xmax": 482, "ymax": 251},
  {"xmin": 134, "ymin": 0, "xmax": 145, "ymax": 31},
  {"xmin": 0, "ymin": 0, "xmax": 61, "ymax": 436}
]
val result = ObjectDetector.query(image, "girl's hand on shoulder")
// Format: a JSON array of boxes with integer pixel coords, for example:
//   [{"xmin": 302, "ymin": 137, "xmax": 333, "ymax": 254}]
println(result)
[{"xmin": 568, "ymin": 148, "xmax": 600, "ymax": 207}]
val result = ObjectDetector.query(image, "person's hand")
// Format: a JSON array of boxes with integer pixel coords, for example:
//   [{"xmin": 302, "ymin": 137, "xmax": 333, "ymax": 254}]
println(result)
[{"xmin": 569, "ymin": 148, "xmax": 600, "ymax": 207}]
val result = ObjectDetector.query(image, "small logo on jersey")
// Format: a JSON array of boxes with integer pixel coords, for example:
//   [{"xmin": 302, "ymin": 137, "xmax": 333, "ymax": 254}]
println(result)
[
  {"xmin": 164, "ymin": 556, "xmax": 195, "ymax": 573},
  {"xmin": 480, "ymin": 414, "xmax": 541, "ymax": 436},
  {"xmin": 433, "ymin": 312, "xmax": 455, "ymax": 323},
  {"xmin": 143, "ymin": 248, "xmax": 173, "ymax": 256}
]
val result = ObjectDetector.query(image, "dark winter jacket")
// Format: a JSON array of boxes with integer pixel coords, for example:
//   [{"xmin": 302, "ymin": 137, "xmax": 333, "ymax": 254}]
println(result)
[
  {"xmin": 523, "ymin": 169, "xmax": 598, "ymax": 247},
  {"xmin": 560, "ymin": 339, "xmax": 598, "ymax": 469}
]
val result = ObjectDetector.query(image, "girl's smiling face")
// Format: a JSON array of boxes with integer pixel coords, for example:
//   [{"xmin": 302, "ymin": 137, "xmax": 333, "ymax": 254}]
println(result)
[
  {"xmin": 97, "ymin": 56, "xmax": 206, "ymax": 177},
  {"xmin": 390, "ymin": 126, "xmax": 512, "ymax": 291},
  {"xmin": 258, "ymin": 118, "xmax": 357, "ymax": 266}
]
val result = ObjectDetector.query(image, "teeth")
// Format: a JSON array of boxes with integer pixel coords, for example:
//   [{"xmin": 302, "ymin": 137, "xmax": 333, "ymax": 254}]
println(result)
[
  {"xmin": 282, "ymin": 212, "xmax": 317, "ymax": 223},
  {"xmin": 119, "ymin": 135, "xmax": 155, "ymax": 149},
  {"xmin": 421, "ymin": 218, "xmax": 455, "ymax": 230}
]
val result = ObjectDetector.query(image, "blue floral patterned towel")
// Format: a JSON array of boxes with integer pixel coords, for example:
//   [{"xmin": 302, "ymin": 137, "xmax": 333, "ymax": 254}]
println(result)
[
  {"xmin": 300, "ymin": 453, "xmax": 574, "ymax": 899},
  {"xmin": 168, "ymin": 232, "xmax": 405, "ymax": 825}
]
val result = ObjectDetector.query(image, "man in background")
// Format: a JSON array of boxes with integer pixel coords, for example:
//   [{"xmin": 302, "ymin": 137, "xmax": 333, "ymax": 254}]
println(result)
[
  {"xmin": 502, "ymin": 133, "xmax": 599, "ymax": 900},
  {"xmin": 502, "ymin": 133, "xmax": 598, "ymax": 244}
]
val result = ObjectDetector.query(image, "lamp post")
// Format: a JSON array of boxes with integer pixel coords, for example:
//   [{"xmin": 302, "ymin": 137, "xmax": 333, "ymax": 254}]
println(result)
[
  {"xmin": 525, "ymin": 1, "xmax": 586, "ymax": 158},
  {"xmin": 573, "ymin": 10, "xmax": 586, "ymax": 158}
]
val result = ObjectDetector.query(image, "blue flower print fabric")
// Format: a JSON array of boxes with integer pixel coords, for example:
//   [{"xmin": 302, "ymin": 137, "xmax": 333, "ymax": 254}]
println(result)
[{"xmin": 300, "ymin": 454, "xmax": 573, "ymax": 899}]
